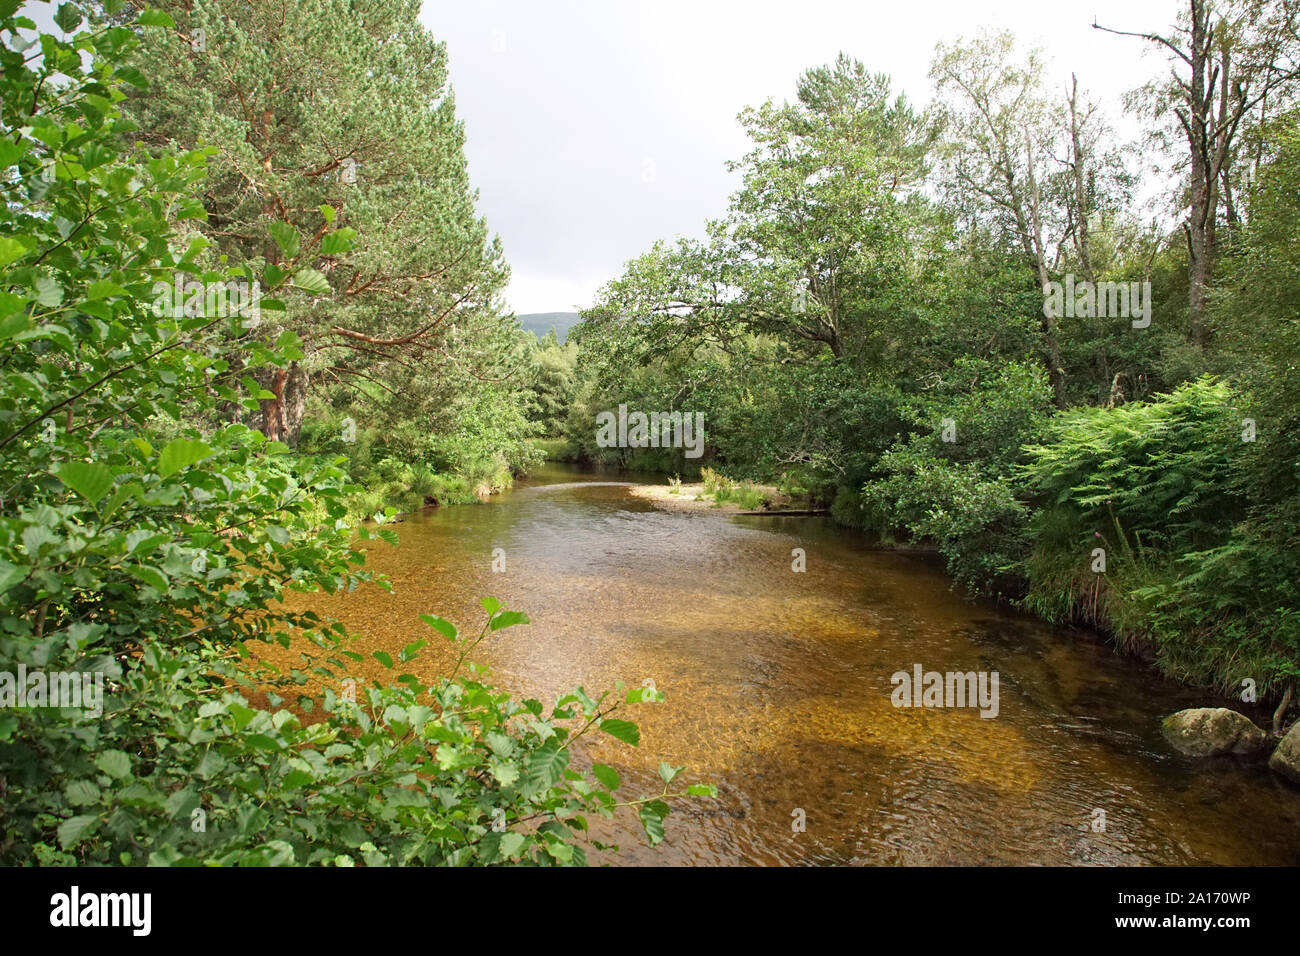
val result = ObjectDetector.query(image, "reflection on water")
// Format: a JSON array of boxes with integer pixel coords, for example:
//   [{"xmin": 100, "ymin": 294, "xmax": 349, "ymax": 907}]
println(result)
[{"xmin": 278, "ymin": 463, "xmax": 1300, "ymax": 865}]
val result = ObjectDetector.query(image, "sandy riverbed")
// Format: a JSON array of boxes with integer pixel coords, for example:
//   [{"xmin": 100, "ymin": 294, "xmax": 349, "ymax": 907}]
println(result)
[{"xmin": 626, "ymin": 481, "xmax": 791, "ymax": 514}]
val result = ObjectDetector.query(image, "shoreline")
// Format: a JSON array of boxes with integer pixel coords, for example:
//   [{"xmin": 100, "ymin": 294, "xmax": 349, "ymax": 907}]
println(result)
[{"xmin": 625, "ymin": 480, "xmax": 789, "ymax": 514}]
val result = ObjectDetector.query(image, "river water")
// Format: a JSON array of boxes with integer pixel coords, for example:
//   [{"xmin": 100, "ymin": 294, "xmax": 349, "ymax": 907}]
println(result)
[{"xmin": 285, "ymin": 463, "xmax": 1300, "ymax": 865}]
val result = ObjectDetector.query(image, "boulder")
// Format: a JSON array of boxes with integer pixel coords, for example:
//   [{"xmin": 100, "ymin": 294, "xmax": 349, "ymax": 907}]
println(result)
[
  {"xmin": 1268, "ymin": 721, "xmax": 1300, "ymax": 783},
  {"xmin": 1161, "ymin": 707, "xmax": 1267, "ymax": 757}
]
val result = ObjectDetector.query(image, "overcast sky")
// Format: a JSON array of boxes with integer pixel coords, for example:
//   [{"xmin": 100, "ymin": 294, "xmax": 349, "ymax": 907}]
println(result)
[{"xmin": 419, "ymin": 0, "xmax": 1182, "ymax": 316}]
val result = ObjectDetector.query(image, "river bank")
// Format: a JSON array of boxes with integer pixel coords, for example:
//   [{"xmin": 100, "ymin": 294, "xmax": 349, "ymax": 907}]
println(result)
[{"xmin": 626, "ymin": 480, "xmax": 790, "ymax": 514}]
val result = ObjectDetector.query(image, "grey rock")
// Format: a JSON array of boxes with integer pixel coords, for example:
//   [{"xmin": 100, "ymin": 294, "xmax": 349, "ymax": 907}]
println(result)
[
  {"xmin": 1161, "ymin": 707, "xmax": 1267, "ymax": 757},
  {"xmin": 1268, "ymin": 720, "xmax": 1300, "ymax": 783}
]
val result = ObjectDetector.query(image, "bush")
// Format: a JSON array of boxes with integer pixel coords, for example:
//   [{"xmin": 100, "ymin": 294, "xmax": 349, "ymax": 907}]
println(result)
[
  {"xmin": 858, "ymin": 359, "xmax": 1052, "ymax": 595},
  {"xmin": 1016, "ymin": 377, "xmax": 1285, "ymax": 692}
]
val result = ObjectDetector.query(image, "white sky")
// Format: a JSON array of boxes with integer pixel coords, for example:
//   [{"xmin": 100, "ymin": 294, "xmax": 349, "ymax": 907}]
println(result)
[{"xmin": 421, "ymin": 0, "xmax": 1183, "ymax": 315}]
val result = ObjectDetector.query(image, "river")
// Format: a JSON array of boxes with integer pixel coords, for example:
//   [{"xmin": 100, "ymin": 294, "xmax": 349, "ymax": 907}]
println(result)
[{"xmin": 283, "ymin": 463, "xmax": 1300, "ymax": 865}]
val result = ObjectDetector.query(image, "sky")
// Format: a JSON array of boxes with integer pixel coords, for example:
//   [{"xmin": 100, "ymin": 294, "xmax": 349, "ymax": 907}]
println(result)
[{"xmin": 419, "ymin": 0, "xmax": 1184, "ymax": 316}]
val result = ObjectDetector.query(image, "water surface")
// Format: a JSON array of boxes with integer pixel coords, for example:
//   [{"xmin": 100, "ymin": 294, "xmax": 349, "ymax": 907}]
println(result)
[{"xmin": 283, "ymin": 463, "xmax": 1300, "ymax": 865}]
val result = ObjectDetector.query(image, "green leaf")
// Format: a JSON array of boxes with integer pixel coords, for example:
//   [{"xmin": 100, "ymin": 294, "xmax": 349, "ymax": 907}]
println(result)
[
  {"xmin": 262, "ymin": 264, "xmax": 289, "ymax": 289},
  {"xmin": 0, "ymin": 312, "xmax": 28, "ymax": 339},
  {"xmin": 58, "ymin": 814, "xmax": 99, "ymax": 849},
  {"xmin": 94, "ymin": 749, "xmax": 132, "ymax": 780},
  {"xmin": 292, "ymin": 268, "xmax": 330, "ymax": 295},
  {"xmin": 0, "ymin": 140, "xmax": 26, "ymax": 168},
  {"xmin": 0, "ymin": 290, "xmax": 26, "ymax": 315},
  {"xmin": 545, "ymin": 840, "xmax": 574, "ymax": 863},
  {"xmin": 64, "ymin": 780, "xmax": 101, "ymax": 807},
  {"xmin": 658, "ymin": 762, "xmax": 683, "ymax": 786},
  {"xmin": 489, "ymin": 757, "xmax": 519, "ymax": 787},
  {"xmin": 524, "ymin": 742, "xmax": 569, "ymax": 792},
  {"xmin": 157, "ymin": 438, "xmax": 214, "ymax": 478},
  {"xmin": 113, "ymin": 66, "xmax": 148, "ymax": 91},
  {"xmin": 228, "ymin": 702, "xmax": 255, "ymax": 731},
  {"xmin": 639, "ymin": 800, "xmax": 669, "ymax": 847},
  {"xmin": 137, "ymin": 8, "xmax": 174, "ymax": 27},
  {"xmin": 54, "ymin": 3, "xmax": 82, "ymax": 33},
  {"xmin": 35, "ymin": 276, "xmax": 63, "ymax": 306},
  {"xmin": 269, "ymin": 221, "xmax": 300, "ymax": 258},
  {"xmin": 598, "ymin": 718, "xmax": 640, "ymax": 746},
  {"xmin": 0, "ymin": 559, "xmax": 26, "ymax": 594},
  {"xmin": 499, "ymin": 831, "xmax": 526, "ymax": 858},
  {"xmin": 372, "ymin": 650, "xmax": 393, "ymax": 669},
  {"xmin": 686, "ymin": 784, "xmax": 718, "ymax": 797},
  {"xmin": 57, "ymin": 461, "xmax": 114, "ymax": 504},
  {"xmin": 419, "ymin": 613, "xmax": 457, "ymax": 641},
  {"xmin": 591, "ymin": 763, "xmax": 620, "ymax": 791},
  {"xmin": 319, "ymin": 228, "xmax": 356, "ymax": 255},
  {"xmin": 282, "ymin": 769, "xmax": 314, "ymax": 789},
  {"xmin": 85, "ymin": 279, "xmax": 128, "ymax": 300},
  {"xmin": 125, "ymin": 565, "xmax": 168, "ymax": 592},
  {"xmin": 0, "ymin": 236, "xmax": 27, "ymax": 269},
  {"xmin": 489, "ymin": 610, "xmax": 529, "ymax": 631}
]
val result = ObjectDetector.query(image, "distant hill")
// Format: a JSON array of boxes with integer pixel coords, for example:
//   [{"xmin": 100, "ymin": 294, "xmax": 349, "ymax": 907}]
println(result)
[{"xmin": 518, "ymin": 312, "xmax": 580, "ymax": 343}]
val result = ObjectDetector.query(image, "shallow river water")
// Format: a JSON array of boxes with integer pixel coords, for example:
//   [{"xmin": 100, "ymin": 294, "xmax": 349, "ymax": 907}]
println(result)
[{"xmin": 284, "ymin": 463, "xmax": 1300, "ymax": 865}]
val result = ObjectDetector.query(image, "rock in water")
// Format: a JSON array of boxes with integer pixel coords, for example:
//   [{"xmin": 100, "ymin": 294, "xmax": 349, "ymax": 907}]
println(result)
[
  {"xmin": 1268, "ymin": 721, "xmax": 1300, "ymax": 783},
  {"xmin": 1161, "ymin": 708, "xmax": 1267, "ymax": 757}
]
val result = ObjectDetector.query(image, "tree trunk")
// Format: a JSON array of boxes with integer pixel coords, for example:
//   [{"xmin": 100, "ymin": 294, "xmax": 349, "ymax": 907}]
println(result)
[
  {"xmin": 255, "ymin": 361, "xmax": 309, "ymax": 446},
  {"xmin": 1067, "ymin": 74, "xmax": 1096, "ymax": 282},
  {"xmin": 1024, "ymin": 125, "xmax": 1067, "ymax": 408}
]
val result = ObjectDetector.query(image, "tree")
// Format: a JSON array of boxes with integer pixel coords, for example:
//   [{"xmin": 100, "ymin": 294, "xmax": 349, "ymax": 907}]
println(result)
[
  {"xmin": 524, "ymin": 329, "xmax": 578, "ymax": 436},
  {"xmin": 1096, "ymin": 0, "xmax": 1300, "ymax": 342},
  {"xmin": 930, "ymin": 32, "xmax": 1071, "ymax": 403},
  {"xmin": 584, "ymin": 55, "xmax": 934, "ymax": 365},
  {"xmin": 119, "ymin": 0, "xmax": 516, "ymax": 446}
]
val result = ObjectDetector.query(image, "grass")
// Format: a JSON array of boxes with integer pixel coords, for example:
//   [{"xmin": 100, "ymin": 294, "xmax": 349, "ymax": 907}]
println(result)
[
  {"xmin": 529, "ymin": 436, "xmax": 579, "ymax": 461},
  {"xmin": 700, "ymin": 466, "xmax": 768, "ymax": 510}
]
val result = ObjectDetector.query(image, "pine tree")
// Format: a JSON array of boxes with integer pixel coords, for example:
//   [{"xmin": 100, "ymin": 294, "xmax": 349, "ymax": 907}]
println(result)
[{"xmin": 117, "ymin": 0, "xmax": 515, "ymax": 445}]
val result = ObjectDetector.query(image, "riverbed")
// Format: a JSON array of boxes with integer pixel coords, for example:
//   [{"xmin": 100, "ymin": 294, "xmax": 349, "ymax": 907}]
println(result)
[{"xmin": 281, "ymin": 463, "xmax": 1300, "ymax": 865}]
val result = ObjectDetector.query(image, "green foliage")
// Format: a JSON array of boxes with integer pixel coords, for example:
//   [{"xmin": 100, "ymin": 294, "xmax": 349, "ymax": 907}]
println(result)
[
  {"xmin": 523, "ymin": 329, "xmax": 578, "ymax": 437},
  {"xmin": 570, "ymin": 35, "xmax": 1300, "ymax": 706},
  {"xmin": 8, "ymin": 601, "xmax": 696, "ymax": 865},
  {"xmin": 120, "ymin": 0, "xmax": 533, "ymax": 457},
  {"xmin": 699, "ymin": 468, "xmax": 767, "ymax": 510},
  {"xmin": 1020, "ymin": 376, "xmax": 1245, "ymax": 570},
  {"xmin": 1016, "ymin": 377, "xmax": 1285, "ymax": 691},
  {"xmin": 528, "ymin": 436, "xmax": 579, "ymax": 463},
  {"xmin": 860, "ymin": 361, "xmax": 1052, "ymax": 594}
]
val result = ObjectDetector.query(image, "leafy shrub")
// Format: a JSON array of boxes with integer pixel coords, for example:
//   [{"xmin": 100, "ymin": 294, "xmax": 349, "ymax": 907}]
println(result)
[
  {"xmin": 1016, "ymin": 377, "xmax": 1286, "ymax": 692},
  {"xmin": 8, "ymin": 599, "xmax": 708, "ymax": 866},
  {"xmin": 860, "ymin": 360, "xmax": 1052, "ymax": 595},
  {"xmin": 867, "ymin": 454, "xmax": 1030, "ymax": 594}
]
